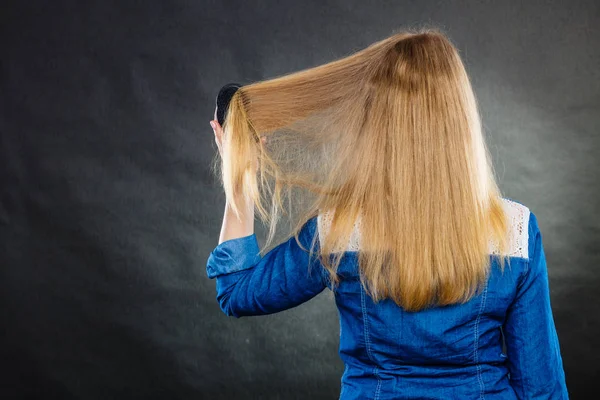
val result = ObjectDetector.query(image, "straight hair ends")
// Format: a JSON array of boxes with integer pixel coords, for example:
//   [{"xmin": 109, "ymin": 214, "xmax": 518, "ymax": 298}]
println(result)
[{"xmin": 212, "ymin": 27, "xmax": 511, "ymax": 312}]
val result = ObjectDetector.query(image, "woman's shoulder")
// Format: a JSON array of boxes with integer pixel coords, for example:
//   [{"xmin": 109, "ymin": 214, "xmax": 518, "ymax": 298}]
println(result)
[
  {"xmin": 313, "ymin": 198, "xmax": 539, "ymax": 259},
  {"xmin": 493, "ymin": 197, "xmax": 533, "ymax": 260},
  {"xmin": 498, "ymin": 197, "xmax": 546, "ymax": 258}
]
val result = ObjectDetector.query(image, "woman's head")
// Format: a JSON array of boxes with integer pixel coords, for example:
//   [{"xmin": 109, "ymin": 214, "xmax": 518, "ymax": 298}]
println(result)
[{"xmin": 211, "ymin": 27, "xmax": 510, "ymax": 312}]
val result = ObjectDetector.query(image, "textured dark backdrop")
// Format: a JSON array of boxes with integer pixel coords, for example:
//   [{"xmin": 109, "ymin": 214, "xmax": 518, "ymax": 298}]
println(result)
[{"xmin": 1, "ymin": 1, "xmax": 598, "ymax": 399}]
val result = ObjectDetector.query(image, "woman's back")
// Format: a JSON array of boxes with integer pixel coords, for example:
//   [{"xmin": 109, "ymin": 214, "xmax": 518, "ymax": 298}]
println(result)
[
  {"xmin": 206, "ymin": 196, "xmax": 569, "ymax": 399},
  {"xmin": 321, "ymin": 197, "xmax": 568, "ymax": 399}
]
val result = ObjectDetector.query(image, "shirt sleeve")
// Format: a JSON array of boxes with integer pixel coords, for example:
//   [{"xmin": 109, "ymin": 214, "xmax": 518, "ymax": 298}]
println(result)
[
  {"xmin": 205, "ymin": 216, "xmax": 329, "ymax": 318},
  {"xmin": 503, "ymin": 211, "xmax": 569, "ymax": 399}
]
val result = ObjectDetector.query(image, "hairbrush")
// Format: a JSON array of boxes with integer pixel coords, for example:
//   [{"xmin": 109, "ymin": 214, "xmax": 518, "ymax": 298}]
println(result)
[{"xmin": 215, "ymin": 82, "xmax": 242, "ymax": 126}]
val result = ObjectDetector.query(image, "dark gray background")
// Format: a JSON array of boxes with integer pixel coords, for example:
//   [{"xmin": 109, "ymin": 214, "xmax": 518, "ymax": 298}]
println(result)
[{"xmin": 1, "ymin": 0, "xmax": 598, "ymax": 399}]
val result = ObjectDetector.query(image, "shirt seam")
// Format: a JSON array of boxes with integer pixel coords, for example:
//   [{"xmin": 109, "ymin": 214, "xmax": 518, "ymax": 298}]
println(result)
[
  {"xmin": 360, "ymin": 285, "xmax": 382, "ymax": 400},
  {"xmin": 474, "ymin": 281, "xmax": 488, "ymax": 400}
]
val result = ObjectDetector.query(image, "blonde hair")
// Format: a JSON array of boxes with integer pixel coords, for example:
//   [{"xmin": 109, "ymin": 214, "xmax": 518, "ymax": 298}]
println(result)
[{"xmin": 211, "ymin": 26, "xmax": 511, "ymax": 312}]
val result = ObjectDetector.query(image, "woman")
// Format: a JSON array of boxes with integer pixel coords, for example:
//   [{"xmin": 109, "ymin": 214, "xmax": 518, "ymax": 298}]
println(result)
[{"xmin": 206, "ymin": 28, "xmax": 569, "ymax": 399}]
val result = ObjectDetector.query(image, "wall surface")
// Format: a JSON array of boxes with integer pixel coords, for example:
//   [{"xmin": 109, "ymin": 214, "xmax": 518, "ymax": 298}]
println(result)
[{"xmin": 1, "ymin": 0, "xmax": 598, "ymax": 398}]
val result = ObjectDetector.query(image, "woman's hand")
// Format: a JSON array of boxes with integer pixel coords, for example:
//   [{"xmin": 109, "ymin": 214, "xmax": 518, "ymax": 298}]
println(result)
[{"xmin": 209, "ymin": 119, "xmax": 225, "ymax": 157}]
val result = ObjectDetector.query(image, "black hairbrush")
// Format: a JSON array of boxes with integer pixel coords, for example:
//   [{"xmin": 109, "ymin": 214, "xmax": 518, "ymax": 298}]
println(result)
[{"xmin": 215, "ymin": 82, "xmax": 242, "ymax": 126}]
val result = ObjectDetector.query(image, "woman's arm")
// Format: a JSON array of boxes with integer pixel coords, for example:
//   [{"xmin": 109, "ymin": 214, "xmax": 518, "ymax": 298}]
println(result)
[
  {"xmin": 207, "ymin": 116, "xmax": 327, "ymax": 318},
  {"xmin": 218, "ymin": 196, "xmax": 255, "ymax": 244},
  {"xmin": 503, "ymin": 212, "xmax": 569, "ymax": 399},
  {"xmin": 206, "ymin": 215, "xmax": 328, "ymax": 318}
]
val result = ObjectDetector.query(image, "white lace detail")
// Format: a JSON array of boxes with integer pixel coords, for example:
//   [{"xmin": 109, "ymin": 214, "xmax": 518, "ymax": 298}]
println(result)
[
  {"xmin": 316, "ymin": 198, "xmax": 530, "ymax": 258},
  {"xmin": 488, "ymin": 198, "xmax": 530, "ymax": 259},
  {"xmin": 317, "ymin": 211, "xmax": 362, "ymax": 252}
]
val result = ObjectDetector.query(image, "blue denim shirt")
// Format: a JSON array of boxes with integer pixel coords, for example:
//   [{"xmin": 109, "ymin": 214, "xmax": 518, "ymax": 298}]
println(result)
[{"xmin": 206, "ymin": 199, "xmax": 569, "ymax": 399}]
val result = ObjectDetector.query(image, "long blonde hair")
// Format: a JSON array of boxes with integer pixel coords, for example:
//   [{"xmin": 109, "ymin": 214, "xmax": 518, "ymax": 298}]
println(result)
[{"xmin": 211, "ymin": 27, "xmax": 511, "ymax": 312}]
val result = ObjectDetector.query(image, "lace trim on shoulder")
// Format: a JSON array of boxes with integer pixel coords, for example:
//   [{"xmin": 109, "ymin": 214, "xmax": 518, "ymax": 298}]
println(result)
[
  {"xmin": 317, "ymin": 211, "xmax": 362, "ymax": 252},
  {"xmin": 488, "ymin": 198, "xmax": 530, "ymax": 259},
  {"xmin": 317, "ymin": 198, "xmax": 530, "ymax": 258}
]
